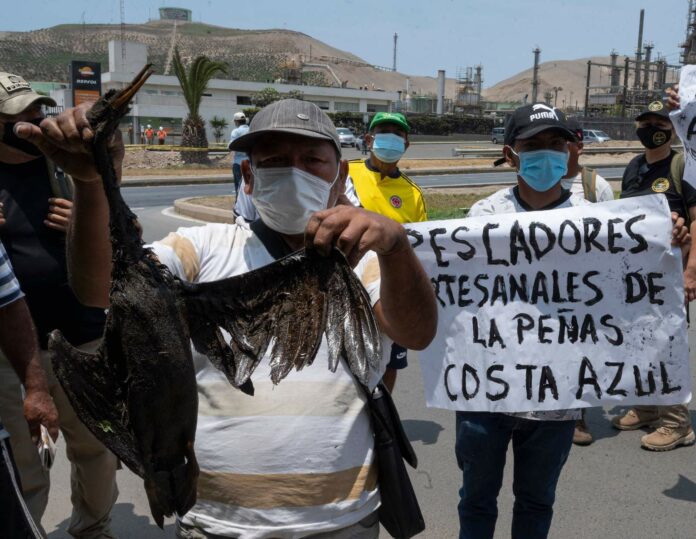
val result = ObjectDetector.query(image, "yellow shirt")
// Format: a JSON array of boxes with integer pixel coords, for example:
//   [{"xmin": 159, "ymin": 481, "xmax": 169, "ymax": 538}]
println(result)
[{"xmin": 348, "ymin": 159, "xmax": 427, "ymax": 223}]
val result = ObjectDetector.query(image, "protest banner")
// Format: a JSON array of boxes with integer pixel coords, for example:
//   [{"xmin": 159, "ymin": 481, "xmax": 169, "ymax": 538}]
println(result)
[
  {"xmin": 672, "ymin": 64, "xmax": 696, "ymax": 189},
  {"xmin": 406, "ymin": 195, "xmax": 690, "ymax": 412}
]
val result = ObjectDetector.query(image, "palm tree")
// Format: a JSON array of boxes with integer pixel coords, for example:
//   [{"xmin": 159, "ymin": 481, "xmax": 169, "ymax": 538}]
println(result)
[
  {"xmin": 172, "ymin": 48, "xmax": 227, "ymax": 162},
  {"xmin": 209, "ymin": 116, "xmax": 229, "ymax": 143}
]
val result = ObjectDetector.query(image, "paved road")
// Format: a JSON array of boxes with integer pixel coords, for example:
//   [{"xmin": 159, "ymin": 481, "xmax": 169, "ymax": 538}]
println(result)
[
  {"xmin": 120, "ymin": 166, "xmax": 627, "ymax": 213},
  {"xmin": 41, "ymin": 206, "xmax": 696, "ymax": 539}
]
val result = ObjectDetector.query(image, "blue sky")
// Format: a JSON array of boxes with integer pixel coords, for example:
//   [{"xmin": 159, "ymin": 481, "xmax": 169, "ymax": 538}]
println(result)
[{"xmin": 2, "ymin": 0, "xmax": 690, "ymax": 86}]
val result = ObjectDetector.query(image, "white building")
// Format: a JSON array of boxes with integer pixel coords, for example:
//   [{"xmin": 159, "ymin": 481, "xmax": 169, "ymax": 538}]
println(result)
[{"xmin": 50, "ymin": 41, "xmax": 398, "ymax": 143}]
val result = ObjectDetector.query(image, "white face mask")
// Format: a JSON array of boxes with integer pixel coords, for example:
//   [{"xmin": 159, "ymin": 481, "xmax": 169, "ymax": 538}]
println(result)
[{"xmin": 251, "ymin": 165, "xmax": 339, "ymax": 235}]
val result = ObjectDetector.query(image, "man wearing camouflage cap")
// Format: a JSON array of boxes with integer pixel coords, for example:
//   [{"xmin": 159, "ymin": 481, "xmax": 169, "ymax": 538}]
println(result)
[
  {"xmin": 345, "ymin": 112, "xmax": 427, "ymax": 392},
  {"xmin": 0, "ymin": 72, "xmax": 118, "ymax": 537}
]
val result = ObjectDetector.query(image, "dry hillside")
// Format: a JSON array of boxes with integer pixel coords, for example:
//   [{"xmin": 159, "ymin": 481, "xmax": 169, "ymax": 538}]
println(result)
[
  {"xmin": 483, "ymin": 56, "xmax": 615, "ymax": 106},
  {"xmin": 0, "ymin": 19, "xmax": 456, "ymax": 96}
]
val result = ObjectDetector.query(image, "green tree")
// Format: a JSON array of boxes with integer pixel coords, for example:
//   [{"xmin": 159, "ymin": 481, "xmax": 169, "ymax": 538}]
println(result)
[
  {"xmin": 251, "ymin": 87, "xmax": 281, "ymax": 108},
  {"xmin": 285, "ymin": 89, "xmax": 304, "ymax": 101},
  {"xmin": 209, "ymin": 116, "xmax": 229, "ymax": 143},
  {"xmin": 172, "ymin": 48, "xmax": 227, "ymax": 162}
]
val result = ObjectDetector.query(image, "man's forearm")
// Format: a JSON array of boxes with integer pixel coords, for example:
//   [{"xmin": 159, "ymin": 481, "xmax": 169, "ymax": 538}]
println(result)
[
  {"xmin": 377, "ymin": 247, "xmax": 437, "ymax": 350},
  {"xmin": 67, "ymin": 179, "xmax": 112, "ymax": 308},
  {"xmin": 0, "ymin": 299, "xmax": 48, "ymax": 393}
]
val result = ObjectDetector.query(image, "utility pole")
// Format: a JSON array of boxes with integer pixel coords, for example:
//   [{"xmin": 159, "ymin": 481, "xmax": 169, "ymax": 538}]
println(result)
[
  {"xmin": 120, "ymin": 0, "xmax": 126, "ymax": 64},
  {"xmin": 393, "ymin": 33, "xmax": 398, "ymax": 72},
  {"xmin": 584, "ymin": 61, "xmax": 591, "ymax": 117},
  {"xmin": 81, "ymin": 11, "xmax": 86, "ymax": 49},
  {"xmin": 531, "ymin": 47, "xmax": 541, "ymax": 103},
  {"xmin": 635, "ymin": 9, "xmax": 645, "ymax": 89}
]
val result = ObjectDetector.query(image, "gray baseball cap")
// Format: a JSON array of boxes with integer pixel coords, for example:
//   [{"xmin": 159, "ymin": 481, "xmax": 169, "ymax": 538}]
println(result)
[
  {"xmin": 229, "ymin": 99, "xmax": 341, "ymax": 155},
  {"xmin": 0, "ymin": 72, "xmax": 56, "ymax": 116}
]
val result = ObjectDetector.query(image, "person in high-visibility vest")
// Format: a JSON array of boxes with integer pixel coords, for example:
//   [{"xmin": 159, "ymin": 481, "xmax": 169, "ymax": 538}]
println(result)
[
  {"xmin": 157, "ymin": 126, "xmax": 167, "ymax": 145},
  {"xmin": 144, "ymin": 125, "xmax": 154, "ymax": 145},
  {"xmin": 345, "ymin": 112, "xmax": 427, "ymax": 392}
]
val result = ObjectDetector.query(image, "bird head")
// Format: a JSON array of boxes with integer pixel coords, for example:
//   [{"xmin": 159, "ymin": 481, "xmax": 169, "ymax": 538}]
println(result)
[{"xmin": 86, "ymin": 64, "xmax": 153, "ymax": 143}]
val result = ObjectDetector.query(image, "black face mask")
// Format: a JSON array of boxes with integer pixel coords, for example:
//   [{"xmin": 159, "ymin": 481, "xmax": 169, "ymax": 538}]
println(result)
[
  {"xmin": 2, "ymin": 118, "xmax": 43, "ymax": 156},
  {"xmin": 636, "ymin": 125, "xmax": 672, "ymax": 149}
]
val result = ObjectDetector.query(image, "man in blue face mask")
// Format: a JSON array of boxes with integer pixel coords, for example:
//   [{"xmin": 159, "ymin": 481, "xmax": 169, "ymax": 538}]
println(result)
[
  {"xmin": 457, "ymin": 103, "xmax": 582, "ymax": 539},
  {"xmin": 344, "ymin": 112, "xmax": 427, "ymax": 392},
  {"xmin": 459, "ymin": 103, "xmax": 689, "ymax": 538}
]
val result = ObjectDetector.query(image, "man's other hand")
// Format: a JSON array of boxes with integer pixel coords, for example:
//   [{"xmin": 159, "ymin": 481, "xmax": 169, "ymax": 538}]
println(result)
[
  {"xmin": 305, "ymin": 205, "xmax": 410, "ymax": 267},
  {"xmin": 671, "ymin": 212, "xmax": 690, "ymax": 249},
  {"xmin": 23, "ymin": 388, "xmax": 59, "ymax": 443},
  {"xmin": 666, "ymin": 85, "xmax": 680, "ymax": 112},
  {"xmin": 14, "ymin": 103, "xmax": 124, "ymax": 184},
  {"xmin": 45, "ymin": 197, "xmax": 73, "ymax": 233}
]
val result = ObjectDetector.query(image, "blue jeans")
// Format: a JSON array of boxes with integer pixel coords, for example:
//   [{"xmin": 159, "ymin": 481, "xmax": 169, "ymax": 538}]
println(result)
[
  {"xmin": 232, "ymin": 163, "xmax": 242, "ymax": 195},
  {"xmin": 455, "ymin": 412, "xmax": 574, "ymax": 539}
]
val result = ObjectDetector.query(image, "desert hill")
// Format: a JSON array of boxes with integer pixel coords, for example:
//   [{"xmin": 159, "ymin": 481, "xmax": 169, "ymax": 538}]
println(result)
[
  {"xmin": 0, "ymin": 20, "xmax": 457, "ymax": 96},
  {"xmin": 484, "ymin": 56, "xmax": 629, "ymax": 107}
]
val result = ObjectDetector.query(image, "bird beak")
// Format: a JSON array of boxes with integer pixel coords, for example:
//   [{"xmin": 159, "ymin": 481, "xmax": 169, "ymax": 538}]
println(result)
[{"xmin": 111, "ymin": 64, "xmax": 154, "ymax": 109}]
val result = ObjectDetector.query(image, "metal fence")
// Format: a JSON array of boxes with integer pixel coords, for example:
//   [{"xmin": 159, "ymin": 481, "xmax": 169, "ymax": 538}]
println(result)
[{"xmin": 577, "ymin": 118, "xmax": 637, "ymax": 140}]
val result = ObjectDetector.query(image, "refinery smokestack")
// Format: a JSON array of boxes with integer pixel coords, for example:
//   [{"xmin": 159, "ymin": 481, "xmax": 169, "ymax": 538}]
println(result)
[
  {"xmin": 393, "ymin": 33, "xmax": 398, "ymax": 72},
  {"xmin": 437, "ymin": 69, "xmax": 445, "ymax": 115},
  {"xmin": 635, "ymin": 9, "xmax": 644, "ymax": 88}
]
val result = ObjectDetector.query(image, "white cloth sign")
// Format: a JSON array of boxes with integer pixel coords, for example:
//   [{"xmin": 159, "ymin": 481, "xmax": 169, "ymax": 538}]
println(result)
[
  {"xmin": 406, "ymin": 195, "xmax": 690, "ymax": 412},
  {"xmin": 671, "ymin": 65, "xmax": 696, "ymax": 189}
]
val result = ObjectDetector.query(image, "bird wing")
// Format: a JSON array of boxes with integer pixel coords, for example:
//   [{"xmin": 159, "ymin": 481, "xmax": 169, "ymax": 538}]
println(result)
[
  {"xmin": 180, "ymin": 249, "xmax": 382, "ymax": 389},
  {"xmin": 48, "ymin": 328, "xmax": 144, "ymax": 477}
]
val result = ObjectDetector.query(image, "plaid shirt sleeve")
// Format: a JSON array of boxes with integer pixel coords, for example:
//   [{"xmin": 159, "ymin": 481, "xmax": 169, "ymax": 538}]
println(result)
[{"xmin": 0, "ymin": 241, "xmax": 23, "ymax": 309}]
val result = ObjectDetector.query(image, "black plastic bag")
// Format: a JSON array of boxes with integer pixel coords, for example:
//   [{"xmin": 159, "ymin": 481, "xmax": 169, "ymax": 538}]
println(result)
[{"xmin": 365, "ymin": 384, "xmax": 425, "ymax": 539}]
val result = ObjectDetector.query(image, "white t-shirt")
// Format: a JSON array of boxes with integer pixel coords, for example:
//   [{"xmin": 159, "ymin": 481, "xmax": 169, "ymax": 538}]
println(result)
[
  {"xmin": 229, "ymin": 125, "xmax": 250, "ymax": 165},
  {"xmin": 560, "ymin": 170, "xmax": 614, "ymax": 202},
  {"xmin": 468, "ymin": 186, "xmax": 587, "ymax": 422},
  {"xmin": 149, "ymin": 223, "xmax": 386, "ymax": 538}
]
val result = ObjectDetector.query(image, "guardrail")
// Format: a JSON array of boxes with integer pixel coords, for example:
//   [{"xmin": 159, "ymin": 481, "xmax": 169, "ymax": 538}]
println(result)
[{"xmin": 451, "ymin": 145, "xmax": 682, "ymax": 158}]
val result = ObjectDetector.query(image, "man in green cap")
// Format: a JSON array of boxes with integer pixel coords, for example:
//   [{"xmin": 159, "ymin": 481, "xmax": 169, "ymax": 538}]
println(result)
[{"xmin": 345, "ymin": 112, "xmax": 427, "ymax": 391}]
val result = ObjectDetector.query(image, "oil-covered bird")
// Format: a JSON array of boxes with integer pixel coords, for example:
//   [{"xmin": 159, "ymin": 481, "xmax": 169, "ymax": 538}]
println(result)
[{"xmin": 48, "ymin": 66, "xmax": 381, "ymax": 527}]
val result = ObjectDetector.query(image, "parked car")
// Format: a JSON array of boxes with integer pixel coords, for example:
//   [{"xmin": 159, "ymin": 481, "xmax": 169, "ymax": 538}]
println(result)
[
  {"xmin": 491, "ymin": 127, "xmax": 505, "ymax": 144},
  {"xmin": 336, "ymin": 127, "xmax": 356, "ymax": 147},
  {"xmin": 583, "ymin": 129, "xmax": 611, "ymax": 143}
]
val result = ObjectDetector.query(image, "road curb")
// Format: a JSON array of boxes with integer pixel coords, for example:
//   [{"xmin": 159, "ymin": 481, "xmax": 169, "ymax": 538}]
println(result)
[{"xmin": 174, "ymin": 197, "xmax": 236, "ymax": 224}]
